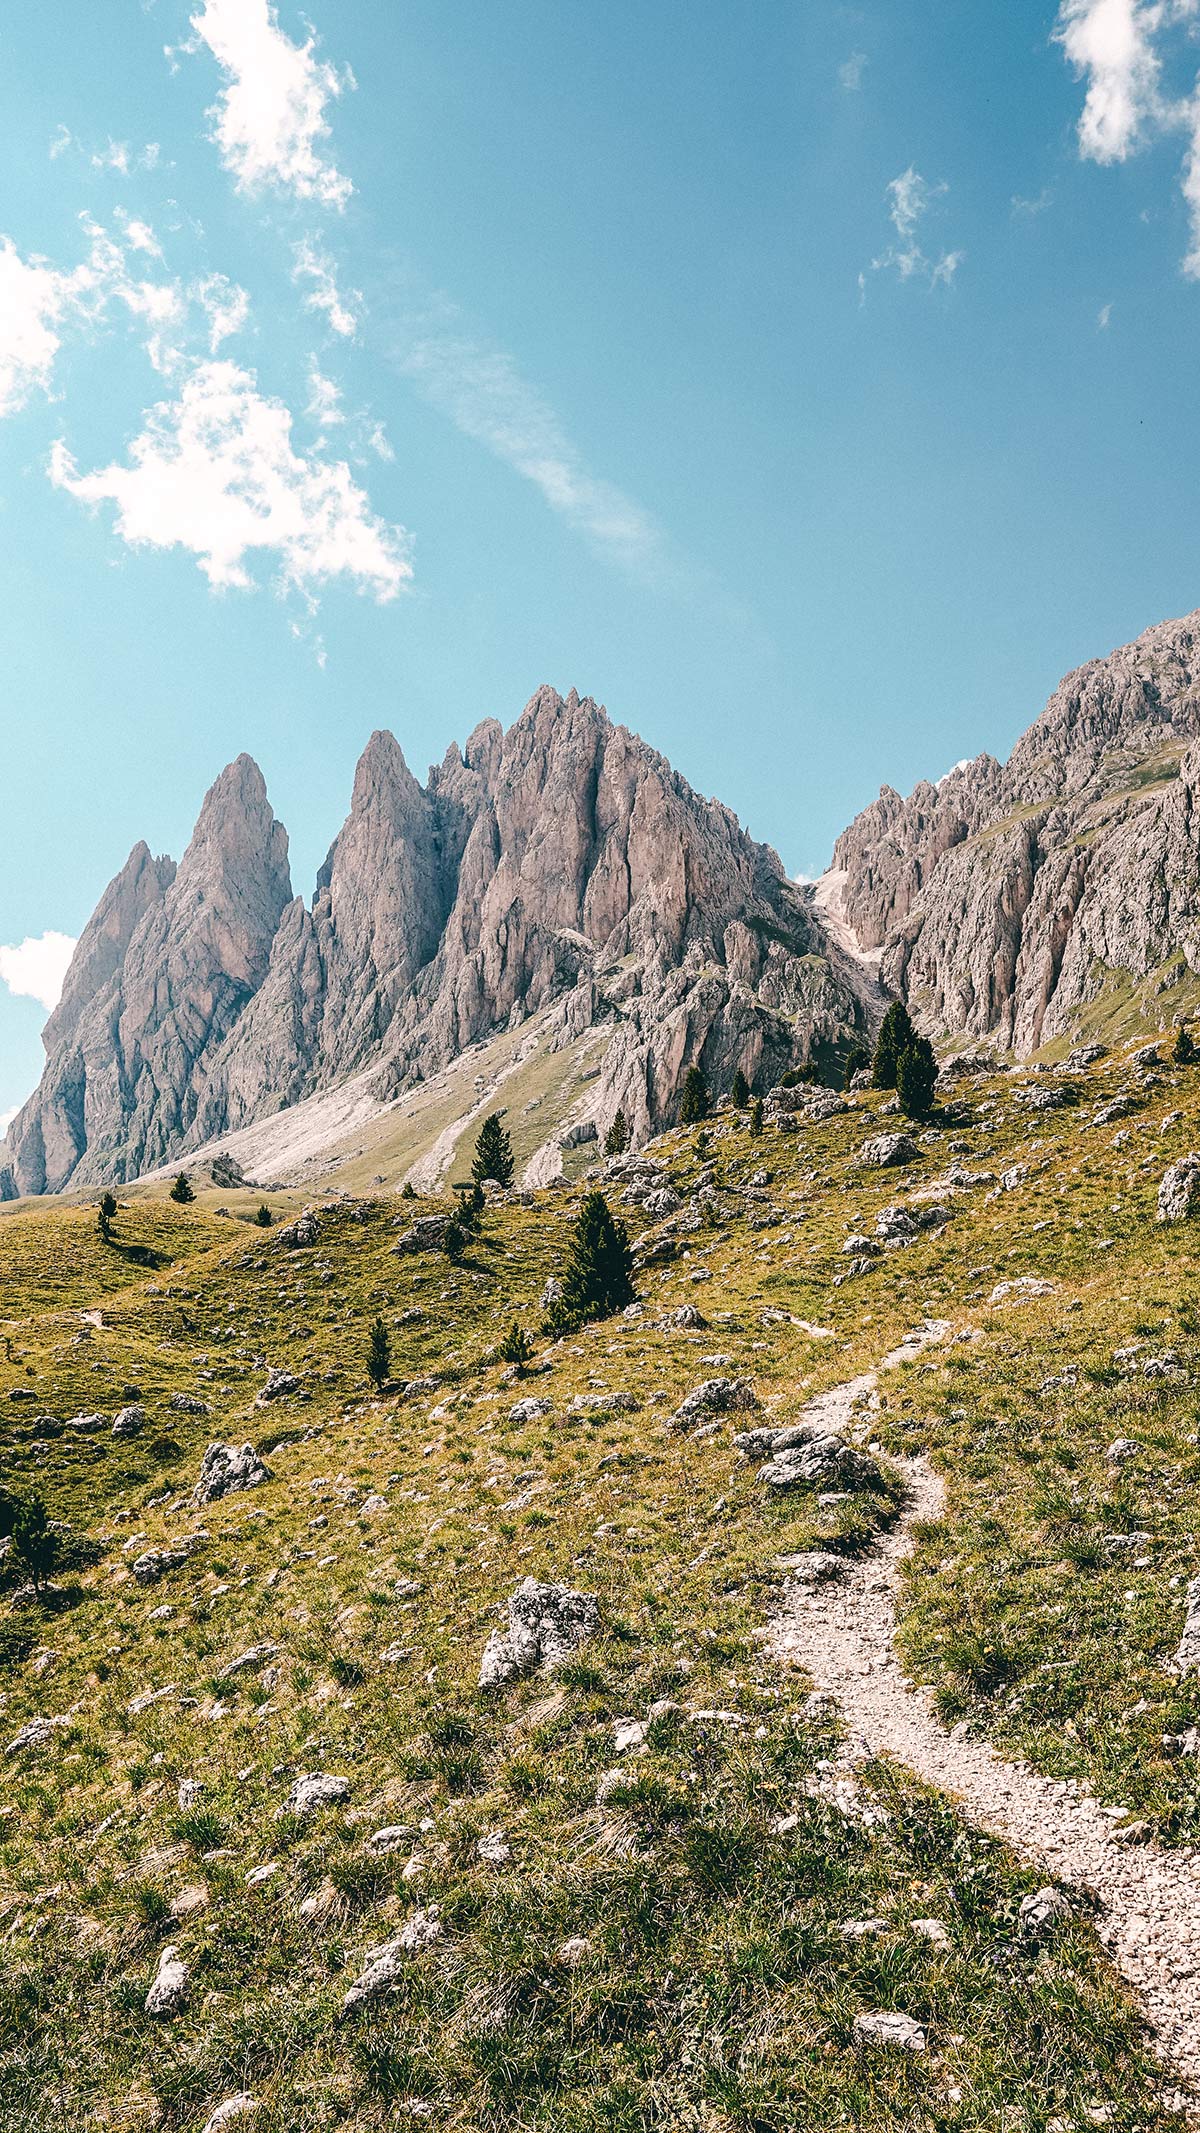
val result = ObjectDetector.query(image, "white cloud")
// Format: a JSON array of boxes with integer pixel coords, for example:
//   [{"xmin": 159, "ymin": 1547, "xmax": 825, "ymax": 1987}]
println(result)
[
  {"xmin": 870, "ymin": 167, "xmax": 964, "ymax": 288},
  {"xmin": 306, "ymin": 357, "xmax": 343, "ymax": 426},
  {"xmin": 195, "ymin": 273, "xmax": 251, "ymax": 352},
  {"xmin": 50, "ymin": 357, "xmax": 409, "ymax": 601},
  {"xmin": 0, "ymin": 931, "xmax": 77, "ymax": 1014},
  {"xmin": 1055, "ymin": 0, "xmax": 1200, "ymax": 272},
  {"xmin": 1055, "ymin": 0, "xmax": 1171, "ymax": 162},
  {"xmin": 839, "ymin": 51, "xmax": 868, "ymax": 90},
  {"xmin": 1099, "ymin": 298, "xmax": 1115, "ymax": 325},
  {"xmin": 188, "ymin": 0, "xmax": 352, "ymax": 208},
  {"xmin": 0, "ymin": 241, "xmax": 78, "ymax": 416},
  {"xmin": 399, "ymin": 316, "xmax": 668, "ymax": 578},
  {"xmin": 293, "ymin": 239, "xmax": 359, "ymax": 337}
]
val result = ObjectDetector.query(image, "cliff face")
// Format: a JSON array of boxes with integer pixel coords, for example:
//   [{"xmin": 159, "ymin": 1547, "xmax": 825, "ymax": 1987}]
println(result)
[
  {"xmin": 832, "ymin": 611, "xmax": 1200, "ymax": 1051},
  {"xmin": 3, "ymin": 688, "xmax": 878, "ymax": 1194}
]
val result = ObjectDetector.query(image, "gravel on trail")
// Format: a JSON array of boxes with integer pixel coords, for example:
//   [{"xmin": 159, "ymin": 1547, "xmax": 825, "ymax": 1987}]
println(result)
[{"xmin": 769, "ymin": 1330, "xmax": 1200, "ymax": 2110}]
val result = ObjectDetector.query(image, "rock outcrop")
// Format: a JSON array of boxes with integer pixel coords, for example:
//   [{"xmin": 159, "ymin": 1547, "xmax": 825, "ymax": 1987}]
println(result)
[
  {"xmin": 831, "ymin": 610, "xmax": 1200, "ymax": 1053},
  {"xmin": 4, "ymin": 688, "xmax": 878, "ymax": 1195}
]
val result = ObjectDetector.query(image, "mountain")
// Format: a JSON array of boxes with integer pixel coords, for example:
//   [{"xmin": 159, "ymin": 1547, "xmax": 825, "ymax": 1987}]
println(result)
[
  {"xmin": 1, "ymin": 687, "xmax": 879, "ymax": 1197},
  {"xmin": 827, "ymin": 608, "xmax": 1200, "ymax": 1052}
]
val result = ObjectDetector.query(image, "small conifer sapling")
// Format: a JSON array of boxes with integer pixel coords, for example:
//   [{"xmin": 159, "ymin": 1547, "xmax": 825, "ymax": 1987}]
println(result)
[
  {"xmin": 169, "ymin": 1172, "xmax": 195, "ymax": 1205},
  {"xmin": 366, "ymin": 1315, "xmax": 391, "ymax": 1391},
  {"xmin": 680, "ymin": 1065, "xmax": 710, "ymax": 1125},
  {"xmin": 472, "ymin": 1113, "xmax": 514, "ymax": 1188}
]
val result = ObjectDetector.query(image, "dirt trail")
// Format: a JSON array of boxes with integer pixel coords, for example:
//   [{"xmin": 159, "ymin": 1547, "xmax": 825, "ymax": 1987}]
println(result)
[{"xmin": 768, "ymin": 1331, "xmax": 1200, "ymax": 2103}]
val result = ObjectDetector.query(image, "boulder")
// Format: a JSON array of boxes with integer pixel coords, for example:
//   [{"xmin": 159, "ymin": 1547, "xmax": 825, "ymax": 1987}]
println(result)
[
  {"xmin": 145, "ymin": 1944, "xmax": 188, "ymax": 2017},
  {"xmin": 192, "ymin": 1442, "xmax": 272, "ymax": 1505},
  {"xmin": 479, "ymin": 1578, "xmax": 600, "ymax": 1688},
  {"xmin": 1018, "ymin": 1887, "xmax": 1072, "ymax": 1935},
  {"xmin": 111, "ymin": 1405, "xmax": 145, "ymax": 1437},
  {"xmin": 1158, "ymin": 1153, "xmax": 1200, "ymax": 1223},
  {"xmin": 255, "ymin": 1368, "xmax": 301, "ymax": 1405},
  {"xmin": 342, "ymin": 1913, "xmax": 444, "ymax": 2014},
  {"xmin": 283, "ymin": 1771, "xmax": 351, "ymax": 1816},
  {"xmin": 672, "ymin": 1377, "xmax": 758, "ymax": 1425},
  {"xmin": 859, "ymin": 1133, "xmax": 918, "ymax": 1169}
]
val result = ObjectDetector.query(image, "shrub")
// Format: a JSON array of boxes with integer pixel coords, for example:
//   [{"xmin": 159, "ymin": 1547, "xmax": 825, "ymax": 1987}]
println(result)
[
  {"xmin": 748, "ymin": 1097, "xmax": 764, "ymax": 1138},
  {"xmin": 443, "ymin": 1215, "xmax": 466, "ymax": 1262},
  {"xmin": 1174, "ymin": 1022, "xmax": 1197, "ymax": 1065},
  {"xmin": 169, "ymin": 1172, "xmax": 195, "ymax": 1205},
  {"xmin": 730, "ymin": 1068, "xmax": 750, "ymax": 1108},
  {"xmin": 498, "ymin": 1322, "xmax": 532, "ymax": 1371},
  {"xmin": 253, "ymin": 1204, "xmax": 273, "ymax": 1227},
  {"xmin": 472, "ymin": 1113, "xmax": 514, "ymax": 1188},
  {"xmin": 97, "ymin": 1192, "xmax": 117, "ymax": 1244}
]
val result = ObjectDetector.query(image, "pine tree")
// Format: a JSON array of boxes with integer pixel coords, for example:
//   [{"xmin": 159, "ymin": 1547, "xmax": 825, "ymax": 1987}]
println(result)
[
  {"xmin": 254, "ymin": 1204, "xmax": 273, "ymax": 1227},
  {"xmin": 680, "ymin": 1065, "xmax": 710, "ymax": 1126},
  {"xmin": 169, "ymin": 1172, "xmax": 195, "ymax": 1205},
  {"xmin": 872, "ymin": 1001, "xmax": 915, "ymax": 1090},
  {"xmin": 401, "ymin": 1181, "xmax": 417, "ymax": 1199},
  {"xmin": 603, "ymin": 1109, "xmax": 631, "ymax": 1157},
  {"xmin": 842, "ymin": 1044, "xmax": 869, "ymax": 1091},
  {"xmin": 730, "ymin": 1067, "xmax": 750, "ymax": 1108},
  {"xmin": 443, "ymin": 1214, "xmax": 466, "ymax": 1261},
  {"xmin": 472, "ymin": 1112, "xmax": 514, "ymax": 1188},
  {"xmin": 97, "ymin": 1191, "xmax": 117, "ymax": 1244},
  {"xmin": 12, "ymin": 1493, "xmax": 58, "ymax": 1594},
  {"xmin": 498, "ymin": 1321, "xmax": 532, "ymax": 1371},
  {"xmin": 550, "ymin": 1192, "xmax": 636, "ymax": 1329},
  {"xmin": 1174, "ymin": 1022, "xmax": 1197, "ymax": 1066},
  {"xmin": 896, "ymin": 1035, "xmax": 938, "ymax": 1120},
  {"xmin": 748, "ymin": 1097, "xmax": 764, "ymax": 1138},
  {"xmin": 366, "ymin": 1315, "xmax": 391, "ymax": 1391}
]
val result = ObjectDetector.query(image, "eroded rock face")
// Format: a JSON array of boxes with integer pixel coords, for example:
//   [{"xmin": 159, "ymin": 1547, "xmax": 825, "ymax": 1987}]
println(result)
[
  {"xmin": 831, "ymin": 610, "xmax": 1200, "ymax": 1053},
  {"xmin": 6, "ymin": 690, "xmax": 878, "ymax": 1195}
]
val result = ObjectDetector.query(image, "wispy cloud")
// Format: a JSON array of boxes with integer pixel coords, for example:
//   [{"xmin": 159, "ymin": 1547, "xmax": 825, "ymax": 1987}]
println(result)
[
  {"xmin": 50, "ymin": 127, "xmax": 161, "ymax": 173},
  {"xmin": 839, "ymin": 51, "xmax": 868, "ymax": 91},
  {"xmin": 293, "ymin": 238, "xmax": 359, "ymax": 338},
  {"xmin": 397, "ymin": 312, "xmax": 671, "ymax": 579},
  {"xmin": 1098, "ymin": 298, "xmax": 1115, "ymax": 325},
  {"xmin": 1055, "ymin": 0, "xmax": 1200, "ymax": 273},
  {"xmin": 185, "ymin": 0, "xmax": 353, "ymax": 208},
  {"xmin": 0, "ymin": 932, "xmax": 77, "ymax": 1014},
  {"xmin": 50, "ymin": 357, "xmax": 409, "ymax": 602},
  {"xmin": 1012, "ymin": 186, "xmax": 1055, "ymax": 216},
  {"xmin": 869, "ymin": 167, "xmax": 964, "ymax": 287}
]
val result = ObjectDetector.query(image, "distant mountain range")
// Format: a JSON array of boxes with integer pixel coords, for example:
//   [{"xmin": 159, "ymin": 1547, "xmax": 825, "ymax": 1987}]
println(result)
[{"xmin": 7, "ymin": 609, "xmax": 1200, "ymax": 1199}]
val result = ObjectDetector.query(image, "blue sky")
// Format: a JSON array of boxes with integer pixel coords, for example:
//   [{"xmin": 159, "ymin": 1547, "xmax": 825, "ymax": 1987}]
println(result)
[{"xmin": 4, "ymin": 0, "xmax": 1200, "ymax": 1125}]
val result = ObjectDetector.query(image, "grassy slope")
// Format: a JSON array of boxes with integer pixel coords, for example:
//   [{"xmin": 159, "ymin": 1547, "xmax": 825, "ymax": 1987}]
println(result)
[{"xmin": 1, "ymin": 1047, "xmax": 1198, "ymax": 2129}]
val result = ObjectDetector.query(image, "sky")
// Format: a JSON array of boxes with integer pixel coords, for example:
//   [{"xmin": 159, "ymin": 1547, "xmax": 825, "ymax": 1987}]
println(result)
[{"xmin": 4, "ymin": 0, "xmax": 1200, "ymax": 1127}]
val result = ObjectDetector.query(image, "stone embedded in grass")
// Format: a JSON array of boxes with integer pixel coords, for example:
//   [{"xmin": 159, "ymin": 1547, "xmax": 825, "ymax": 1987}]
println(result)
[
  {"xmin": 988, "ymin": 1277, "xmax": 1055, "ymax": 1305},
  {"xmin": 910, "ymin": 1917, "xmax": 950, "ymax": 1948},
  {"xmin": 660, "ymin": 1304, "xmax": 708, "ymax": 1329},
  {"xmin": 476, "ymin": 1829, "xmax": 511, "ymax": 1864},
  {"xmin": 132, "ymin": 1538, "xmax": 204, "ymax": 1585},
  {"xmin": 1174, "ymin": 1576, "xmax": 1200, "ymax": 1676},
  {"xmin": 672, "ymin": 1377, "xmax": 759, "ymax": 1426},
  {"xmin": 5, "ymin": 1714, "xmax": 70, "ymax": 1757},
  {"xmin": 1018, "ymin": 1887, "xmax": 1073, "ymax": 1936},
  {"xmin": 276, "ymin": 1211, "xmax": 319, "ymax": 1249},
  {"xmin": 859, "ymin": 1133, "xmax": 919, "ymax": 1169},
  {"xmin": 192, "ymin": 1442, "xmax": 273, "ymax": 1505},
  {"xmin": 145, "ymin": 1944, "xmax": 188, "ymax": 2016},
  {"xmin": 255, "ymin": 1368, "xmax": 302, "ymax": 1406},
  {"xmin": 479, "ymin": 1578, "xmax": 600, "ymax": 1688},
  {"xmin": 853, "ymin": 2010, "xmax": 926, "ymax": 2052},
  {"xmin": 1158, "ymin": 1153, "xmax": 1200, "ymax": 1222},
  {"xmin": 758, "ymin": 1433, "xmax": 882, "ymax": 1492},
  {"xmin": 217, "ymin": 1641, "xmax": 280, "ymax": 1681},
  {"xmin": 202, "ymin": 2099, "xmax": 259, "ymax": 2132},
  {"xmin": 169, "ymin": 1392, "xmax": 209, "ymax": 1414},
  {"xmin": 367, "ymin": 1825, "xmax": 413, "ymax": 1854},
  {"xmin": 1106, "ymin": 1438, "xmax": 1141, "ymax": 1463},
  {"xmin": 342, "ymin": 1912, "xmax": 444, "ymax": 2014},
  {"xmin": 840, "ymin": 1917, "xmax": 888, "ymax": 1940},
  {"xmin": 111, "ymin": 1404, "xmax": 145, "ymax": 1437},
  {"xmin": 555, "ymin": 1935, "xmax": 592, "ymax": 1967},
  {"xmin": 282, "ymin": 1771, "xmax": 351, "ymax": 1816},
  {"xmin": 178, "ymin": 1779, "xmax": 203, "ymax": 1809},
  {"xmin": 508, "ymin": 1395, "xmax": 553, "ymax": 1424}
]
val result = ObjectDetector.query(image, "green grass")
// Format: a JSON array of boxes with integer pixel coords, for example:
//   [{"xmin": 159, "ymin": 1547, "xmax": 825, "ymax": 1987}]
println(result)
[{"xmin": 2, "ymin": 1044, "xmax": 1199, "ymax": 2127}]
